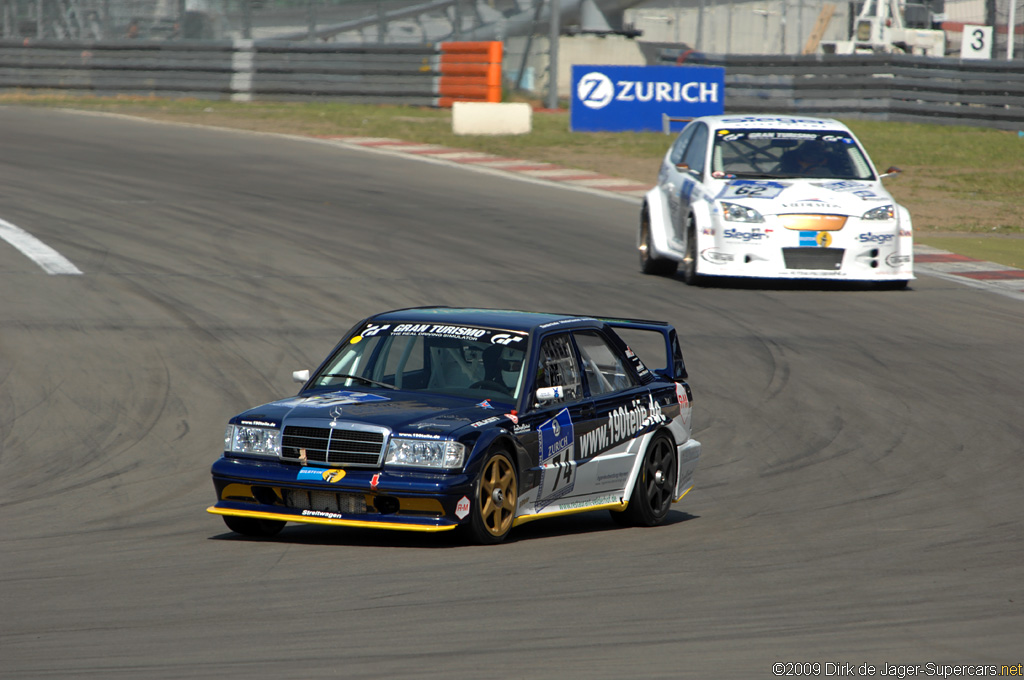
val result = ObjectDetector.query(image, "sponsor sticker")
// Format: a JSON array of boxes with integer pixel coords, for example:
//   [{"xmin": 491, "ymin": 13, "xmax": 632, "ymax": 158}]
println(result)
[
  {"xmin": 297, "ymin": 468, "xmax": 347, "ymax": 483},
  {"xmin": 275, "ymin": 391, "xmax": 391, "ymax": 408},
  {"xmin": 813, "ymin": 180, "xmax": 881, "ymax": 200},
  {"xmin": 455, "ymin": 496, "xmax": 471, "ymax": 520},
  {"xmin": 799, "ymin": 231, "xmax": 833, "ymax": 247},
  {"xmin": 856, "ymin": 232, "xmax": 895, "ymax": 245},
  {"xmin": 577, "ymin": 394, "xmax": 667, "ymax": 458},
  {"xmin": 392, "ymin": 323, "xmax": 487, "ymax": 339},
  {"xmin": 536, "ymin": 408, "xmax": 576, "ymax": 510},
  {"xmin": 724, "ymin": 227, "xmax": 769, "ymax": 242},
  {"xmin": 701, "ymin": 248, "xmax": 735, "ymax": 264},
  {"xmin": 240, "ymin": 419, "xmax": 277, "ymax": 428},
  {"xmin": 322, "ymin": 469, "xmax": 346, "ymax": 484}
]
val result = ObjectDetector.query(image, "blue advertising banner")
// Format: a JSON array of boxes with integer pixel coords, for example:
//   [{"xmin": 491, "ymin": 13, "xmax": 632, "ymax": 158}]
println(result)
[{"xmin": 570, "ymin": 65, "xmax": 725, "ymax": 133}]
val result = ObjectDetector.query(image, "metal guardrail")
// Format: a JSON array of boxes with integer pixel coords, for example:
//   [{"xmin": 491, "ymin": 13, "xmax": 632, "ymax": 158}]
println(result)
[
  {"xmin": 659, "ymin": 51, "xmax": 1024, "ymax": 131},
  {"xmin": 0, "ymin": 38, "xmax": 501, "ymax": 106}
]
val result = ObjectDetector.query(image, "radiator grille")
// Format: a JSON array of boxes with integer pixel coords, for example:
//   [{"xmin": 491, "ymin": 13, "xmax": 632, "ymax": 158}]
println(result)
[
  {"xmin": 782, "ymin": 247, "xmax": 845, "ymax": 270},
  {"xmin": 286, "ymin": 489, "xmax": 369, "ymax": 514},
  {"xmin": 281, "ymin": 424, "xmax": 386, "ymax": 466}
]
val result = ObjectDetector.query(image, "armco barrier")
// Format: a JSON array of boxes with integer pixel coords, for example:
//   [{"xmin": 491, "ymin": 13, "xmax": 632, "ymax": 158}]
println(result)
[
  {"xmin": 657, "ymin": 50, "xmax": 1024, "ymax": 131},
  {"xmin": 0, "ymin": 39, "xmax": 502, "ymax": 108}
]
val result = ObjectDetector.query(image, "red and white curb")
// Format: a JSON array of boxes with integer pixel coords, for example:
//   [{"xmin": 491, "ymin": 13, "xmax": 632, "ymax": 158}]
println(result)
[
  {"xmin": 319, "ymin": 136, "xmax": 651, "ymax": 199},
  {"xmin": 914, "ymin": 245, "xmax": 1024, "ymax": 301},
  {"xmin": 321, "ymin": 136, "xmax": 1023, "ymax": 301}
]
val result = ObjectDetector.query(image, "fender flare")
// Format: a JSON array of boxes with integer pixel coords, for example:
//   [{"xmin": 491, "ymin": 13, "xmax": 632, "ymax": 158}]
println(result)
[
  {"xmin": 643, "ymin": 187, "xmax": 683, "ymax": 263},
  {"xmin": 686, "ymin": 196, "xmax": 717, "ymax": 275}
]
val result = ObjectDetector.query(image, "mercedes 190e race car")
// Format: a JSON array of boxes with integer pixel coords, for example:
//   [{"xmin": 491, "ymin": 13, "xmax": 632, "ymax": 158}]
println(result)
[
  {"xmin": 639, "ymin": 115, "xmax": 913, "ymax": 287},
  {"xmin": 208, "ymin": 307, "xmax": 701, "ymax": 544}
]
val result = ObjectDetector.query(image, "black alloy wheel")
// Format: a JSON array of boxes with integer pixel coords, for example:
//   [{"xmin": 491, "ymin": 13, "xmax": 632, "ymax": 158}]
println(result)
[{"xmin": 622, "ymin": 431, "xmax": 677, "ymax": 527}]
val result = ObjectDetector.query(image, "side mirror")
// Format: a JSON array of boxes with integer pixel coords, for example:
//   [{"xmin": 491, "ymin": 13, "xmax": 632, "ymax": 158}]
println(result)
[
  {"xmin": 674, "ymin": 162, "xmax": 691, "ymax": 172},
  {"xmin": 880, "ymin": 166, "xmax": 902, "ymax": 179},
  {"xmin": 292, "ymin": 369, "xmax": 310, "ymax": 384}
]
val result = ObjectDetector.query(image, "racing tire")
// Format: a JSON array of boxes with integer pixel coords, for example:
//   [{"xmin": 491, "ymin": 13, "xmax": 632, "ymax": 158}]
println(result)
[
  {"xmin": 223, "ymin": 515, "xmax": 286, "ymax": 537},
  {"xmin": 639, "ymin": 207, "xmax": 678, "ymax": 276},
  {"xmin": 681, "ymin": 215, "xmax": 703, "ymax": 286},
  {"xmin": 461, "ymin": 448, "xmax": 518, "ymax": 545},
  {"xmin": 619, "ymin": 431, "xmax": 677, "ymax": 527}
]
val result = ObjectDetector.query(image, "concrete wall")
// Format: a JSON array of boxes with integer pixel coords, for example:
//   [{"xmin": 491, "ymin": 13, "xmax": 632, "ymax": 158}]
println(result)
[{"xmin": 505, "ymin": 33, "xmax": 646, "ymax": 97}]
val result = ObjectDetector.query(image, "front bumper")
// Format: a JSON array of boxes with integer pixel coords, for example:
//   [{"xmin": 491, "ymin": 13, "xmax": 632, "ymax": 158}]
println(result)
[
  {"xmin": 698, "ymin": 211, "xmax": 914, "ymax": 281},
  {"xmin": 697, "ymin": 238, "xmax": 914, "ymax": 281},
  {"xmin": 208, "ymin": 456, "xmax": 474, "ymax": 532}
]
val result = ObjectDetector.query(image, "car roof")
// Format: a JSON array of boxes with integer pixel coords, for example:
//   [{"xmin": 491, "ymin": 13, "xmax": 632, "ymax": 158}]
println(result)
[
  {"xmin": 367, "ymin": 307, "xmax": 601, "ymax": 334},
  {"xmin": 694, "ymin": 114, "xmax": 853, "ymax": 133}
]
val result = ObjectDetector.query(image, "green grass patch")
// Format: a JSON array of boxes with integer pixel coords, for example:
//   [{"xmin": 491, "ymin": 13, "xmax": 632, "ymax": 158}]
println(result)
[{"xmin": 916, "ymin": 236, "xmax": 1024, "ymax": 269}]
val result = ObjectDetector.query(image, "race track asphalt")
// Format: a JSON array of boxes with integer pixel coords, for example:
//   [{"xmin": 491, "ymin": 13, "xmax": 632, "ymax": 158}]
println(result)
[{"xmin": 1, "ymin": 107, "xmax": 1021, "ymax": 679}]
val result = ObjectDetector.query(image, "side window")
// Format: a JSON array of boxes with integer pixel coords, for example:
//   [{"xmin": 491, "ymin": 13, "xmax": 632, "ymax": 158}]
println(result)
[
  {"xmin": 669, "ymin": 123, "xmax": 697, "ymax": 165},
  {"xmin": 680, "ymin": 123, "xmax": 709, "ymax": 176},
  {"xmin": 533, "ymin": 334, "xmax": 582, "ymax": 406},
  {"xmin": 575, "ymin": 331, "xmax": 638, "ymax": 396}
]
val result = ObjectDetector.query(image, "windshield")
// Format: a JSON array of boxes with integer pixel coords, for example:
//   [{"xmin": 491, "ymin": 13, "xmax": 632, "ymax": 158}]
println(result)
[
  {"xmin": 711, "ymin": 129, "xmax": 875, "ymax": 180},
  {"xmin": 310, "ymin": 323, "xmax": 528, "ymax": 403}
]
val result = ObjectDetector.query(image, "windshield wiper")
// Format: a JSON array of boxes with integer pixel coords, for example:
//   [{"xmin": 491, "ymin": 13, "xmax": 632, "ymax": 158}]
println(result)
[{"xmin": 319, "ymin": 373, "xmax": 397, "ymax": 389}]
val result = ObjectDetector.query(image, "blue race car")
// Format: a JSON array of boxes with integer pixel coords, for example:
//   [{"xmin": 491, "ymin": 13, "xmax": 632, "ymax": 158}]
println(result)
[{"xmin": 208, "ymin": 307, "xmax": 701, "ymax": 544}]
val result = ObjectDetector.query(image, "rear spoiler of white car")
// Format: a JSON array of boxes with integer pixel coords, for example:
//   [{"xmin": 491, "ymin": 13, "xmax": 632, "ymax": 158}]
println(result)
[{"xmin": 599, "ymin": 317, "xmax": 689, "ymax": 382}]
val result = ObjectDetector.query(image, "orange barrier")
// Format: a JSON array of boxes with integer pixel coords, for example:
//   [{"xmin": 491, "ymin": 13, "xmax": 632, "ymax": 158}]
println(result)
[{"xmin": 437, "ymin": 41, "xmax": 502, "ymax": 107}]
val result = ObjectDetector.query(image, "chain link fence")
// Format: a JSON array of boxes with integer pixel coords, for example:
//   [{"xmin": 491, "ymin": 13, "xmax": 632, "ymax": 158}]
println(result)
[
  {"xmin": 0, "ymin": 0, "xmax": 1019, "ymax": 60},
  {"xmin": 0, "ymin": 0, "xmax": 527, "ymax": 42}
]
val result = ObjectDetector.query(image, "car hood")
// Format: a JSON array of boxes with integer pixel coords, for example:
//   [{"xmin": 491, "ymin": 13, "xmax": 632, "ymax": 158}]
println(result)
[
  {"xmin": 232, "ymin": 389, "xmax": 511, "ymax": 436},
  {"xmin": 716, "ymin": 178, "xmax": 894, "ymax": 216}
]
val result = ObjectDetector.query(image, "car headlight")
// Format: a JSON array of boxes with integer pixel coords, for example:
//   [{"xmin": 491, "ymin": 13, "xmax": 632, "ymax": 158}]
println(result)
[
  {"xmin": 862, "ymin": 204, "xmax": 894, "ymax": 221},
  {"xmin": 721, "ymin": 202, "xmax": 765, "ymax": 223},
  {"xmin": 385, "ymin": 437, "xmax": 465, "ymax": 469},
  {"xmin": 225, "ymin": 425, "xmax": 281, "ymax": 457}
]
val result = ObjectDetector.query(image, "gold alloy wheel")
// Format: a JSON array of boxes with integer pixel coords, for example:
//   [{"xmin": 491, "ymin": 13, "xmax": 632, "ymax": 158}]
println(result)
[{"xmin": 479, "ymin": 453, "xmax": 517, "ymax": 537}]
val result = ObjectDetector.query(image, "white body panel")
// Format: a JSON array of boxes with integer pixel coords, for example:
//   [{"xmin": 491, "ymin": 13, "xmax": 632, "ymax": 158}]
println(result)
[
  {"xmin": 643, "ymin": 114, "xmax": 914, "ymax": 284},
  {"xmin": 514, "ymin": 393, "xmax": 699, "ymax": 519}
]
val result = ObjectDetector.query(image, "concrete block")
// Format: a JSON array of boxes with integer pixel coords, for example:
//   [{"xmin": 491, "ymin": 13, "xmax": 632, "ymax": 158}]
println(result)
[{"xmin": 452, "ymin": 102, "xmax": 532, "ymax": 136}]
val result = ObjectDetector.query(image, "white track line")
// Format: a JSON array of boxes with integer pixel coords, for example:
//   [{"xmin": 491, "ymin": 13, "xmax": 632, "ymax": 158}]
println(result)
[{"xmin": 0, "ymin": 217, "xmax": 82, "ymax": 275}]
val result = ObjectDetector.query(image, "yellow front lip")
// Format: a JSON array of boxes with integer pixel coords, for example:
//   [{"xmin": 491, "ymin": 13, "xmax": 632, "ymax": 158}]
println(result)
[
  {"xmin": 207, "ymin": 506, "xmax": 456, "ymax": 533},
  {"xmin": 781, "ymin": 214, "xmax": 848, "ymax": 231}
]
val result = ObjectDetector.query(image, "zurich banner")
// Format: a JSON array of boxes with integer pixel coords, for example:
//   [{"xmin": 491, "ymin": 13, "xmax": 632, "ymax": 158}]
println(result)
[{"xmin": 570, "ymin": 65, "xmax": 725, "ymax": 133}]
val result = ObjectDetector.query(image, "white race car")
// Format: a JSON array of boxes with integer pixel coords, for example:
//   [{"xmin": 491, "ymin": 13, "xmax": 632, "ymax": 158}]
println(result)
[{"xmin": 639, "ymin": 115, "xmax": 913, "ymax": 287}]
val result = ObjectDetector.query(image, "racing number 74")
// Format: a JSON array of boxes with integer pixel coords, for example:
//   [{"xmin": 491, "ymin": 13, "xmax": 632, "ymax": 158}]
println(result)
[{"xmin": 540, "ymin": 450, "xmax": 576, "ymax": 501}]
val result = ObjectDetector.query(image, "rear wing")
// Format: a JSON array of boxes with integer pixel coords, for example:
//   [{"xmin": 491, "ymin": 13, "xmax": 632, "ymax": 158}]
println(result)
[{"xmin": 600, "ymin": 317, "xmax": 688, "ymax": 381}]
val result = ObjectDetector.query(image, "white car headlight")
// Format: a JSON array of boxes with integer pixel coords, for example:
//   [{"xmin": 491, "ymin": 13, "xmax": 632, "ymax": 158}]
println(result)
[
  {"xmin": 385, "ymin": 437, "xmax": 465, "ymax": 469},
  {"xmin": 225, "ymin": 424, "xmax": 281, "ymax": 457},
  {"xmin": 862, "ymin": 204, "xmax": 894, "ymax": 221},
  {"xmin": 721, "ymin": 202, "xmax": 765, "ymax": 223}
]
